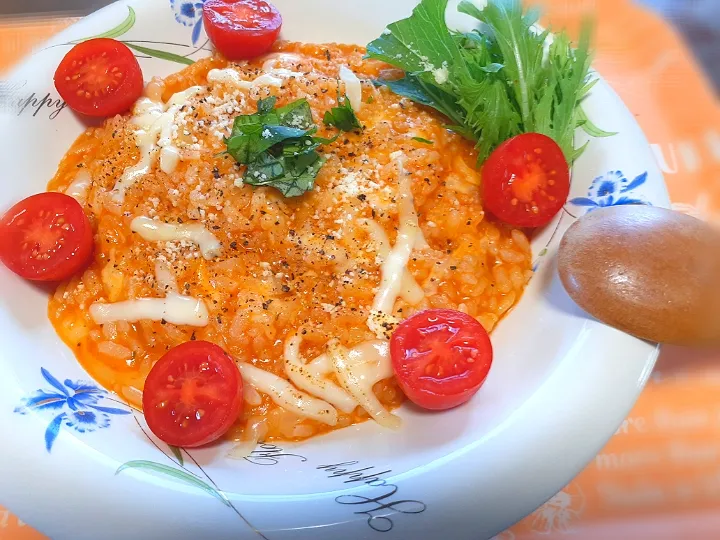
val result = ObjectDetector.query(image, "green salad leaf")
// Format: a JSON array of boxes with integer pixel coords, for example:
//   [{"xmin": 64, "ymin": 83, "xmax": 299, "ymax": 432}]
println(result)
[
  {"xmin": 366, "ymin": 0, "xmax": 612, "ymax": 163},
  {"xmin": 224, "ymin": 97, "xmax": 333, "ymax": 197}
]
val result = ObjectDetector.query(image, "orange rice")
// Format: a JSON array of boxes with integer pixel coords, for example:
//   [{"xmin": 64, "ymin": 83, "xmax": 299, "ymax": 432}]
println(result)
[{"xmin": 47, "ymin": 43, "xmax": 533, "ymax": 443}]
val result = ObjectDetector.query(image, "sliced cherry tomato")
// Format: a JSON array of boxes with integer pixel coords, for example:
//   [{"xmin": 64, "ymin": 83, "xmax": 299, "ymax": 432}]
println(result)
[
  {"xmin": 482, "ymin": 133, "xmax": 570, "ymax": 228},
  {"xmin": 391, "ymin": 309, "xmax": 493, "ymax": 411},
  {"xmin": 203, "ymin": 0, "xmax": 283, "ymax": 61},
  {"xmin": 0, "ymin": 192, "xmax": 93, "ymax": 282},
  {"xmin": 54, "ymin": 38, "xmax": 143, "ymax": 117},
  {"xmin": 143, "ymin": 341, "xmax": 243, "ymax": 448}
]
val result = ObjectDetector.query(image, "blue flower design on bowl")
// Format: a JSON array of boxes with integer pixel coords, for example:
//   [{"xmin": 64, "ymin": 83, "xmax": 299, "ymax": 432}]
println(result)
[
  {"xmin": 570, "ymin": 170, "xmax": 650, "ymax": 212},
  {"xmin": 170, "ymin": 0, "xmax": 206, "ymax": 45},
  {"xmin": 14, "ymin": 368, "xmax": 131, "ymax": 452}
]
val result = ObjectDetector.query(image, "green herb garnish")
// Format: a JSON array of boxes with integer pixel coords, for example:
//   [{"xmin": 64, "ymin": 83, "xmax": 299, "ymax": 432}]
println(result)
[
  {"xmin": 323, "ymin": 93, "xmax": 362, "ymax": 132},
  {"xmin": 411, "ymin": 137, "xmax": 434, "ymax": 145},
  {"xmin": 224, "ymin": 96, "xmax": 334, "ymax": 197},
  {"xmin": 366, "ymin": 0, "xmax": 613, "ymax": 164}
]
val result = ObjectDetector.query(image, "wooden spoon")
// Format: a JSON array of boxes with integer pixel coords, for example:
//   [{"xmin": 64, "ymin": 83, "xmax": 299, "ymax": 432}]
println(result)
[{"xmin": 558, "ymin": 205, "xmax": 720, "ymax": 346}]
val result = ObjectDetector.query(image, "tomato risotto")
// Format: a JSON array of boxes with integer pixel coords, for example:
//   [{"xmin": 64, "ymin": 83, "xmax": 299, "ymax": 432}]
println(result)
[{"xmin": 46, "ymin": 43, "xmax": 532, "ymax": 445}]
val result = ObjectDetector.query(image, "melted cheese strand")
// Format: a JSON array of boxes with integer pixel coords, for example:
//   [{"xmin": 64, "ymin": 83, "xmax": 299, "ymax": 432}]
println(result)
[
  {"xmin": 396, "ymin": 153, "xmax": 429, "ymax": 250},
  {"xmin": 208, "ymin": 64, "xmax": 302, "ymax": 91},
  {"xmin": 348, "ymin": 340, "xmax": 394, "ymax": 385},
  {"xmin": 112, "ymin": 87, "xmax": 203, "ymax": 202},
  {"xmin": 284, "ymin": 335, "xmax": 358, "ymax": 414},
  {"xmin": 227, "ymin": 416, "xmax": 268, "ymax": 460},
  {"xmin": 372, "ymin": 204, "xmax": 419, "ymax": 313},
  {"xmin": 237, "ymin": 362, "xmax": 338, "ymax": 426},
  {"xmin": 154, "ymin": 260, "xmax": 178, "ymax": 294},
  {"xmin": 243, "ymin": 385, "xmax": 263, "ymax": 407},
  {"xmin": 90, "ymin": 263, "xmax": 208, "ymax": 326},
  {"xmin": 65, "ymin": 170, "xmax": 92, "ymax": 202},
  {"xmin": 306, "ymin": 353, "xmax": 330, "ymax": 377},
  {"xmin": 363, "ymin": 219, "xmax": 424, "ymax": 305},
  {"xmin": 131, "ymin": 216, "xmax": 222, "ymax": 260},
  {"xmin": 372, "ymin": 154, "xmax": 430, "ymax": 314},
  {"xmin": 327, "ymin": 339, "xmax": 401, "ymax": 430},
  {"xmin": 261, "ymin": 53, "xmax": 304, "ymax": 72},
  {"xmin": 89, "ymin": 293, "xmax": 209, "ymax": 326}
]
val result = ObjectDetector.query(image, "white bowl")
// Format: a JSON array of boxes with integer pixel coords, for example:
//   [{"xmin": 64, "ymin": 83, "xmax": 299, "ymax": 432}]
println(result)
[{"xmin": 0, "ymin": 1, "xmax": 667, "ymax": 539}]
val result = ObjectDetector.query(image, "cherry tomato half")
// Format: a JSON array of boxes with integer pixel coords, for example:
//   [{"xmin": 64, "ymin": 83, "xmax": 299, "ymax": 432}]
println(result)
[
  {"xmin": 203, "ymin": 0, "xmax": 283, "ymax": 61},
  {"xmin": 482, "ymin": 133, "xmax": 570, "ymax": 228},
  {"xmin": 0, "ymin": 192, "xmax": 94, "ymax": 282},
  {"xmin": 390, "ymin": 309, "xmax": 493, "ymax": 411},
  {"xmin": 54, "ymin": 38, "xmax": 144, "ymax": 117},
  {"xmin": 143, "ymin": 341, "xmax": 244, "ymax": 448}
]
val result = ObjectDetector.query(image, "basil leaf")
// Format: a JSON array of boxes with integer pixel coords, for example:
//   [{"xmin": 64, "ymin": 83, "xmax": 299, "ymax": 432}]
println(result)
[
  {"xmin": 323, "ymin": 95, "xmax": 361, "ymax": 132},
  {"xmin": 245, "ymin": 152, "xmax": 286, "ymax": 184},
  {"xmin": 225, "ymin": 123, "xmax": 264, "ymax": 164},
  {"xmin": 277, "ymin": 98, "xmax": 314, "ymax": 129},
  {"xmin": 257, "ymin": 96, "xmax": 278, "ymax": 115},
  {"xmin": 244, "ymin": 151, "xmax": 326, "ymax": 198},
  {"xmin": 225, "ymin": 97, "xmax": 332, "ymax": 198}
]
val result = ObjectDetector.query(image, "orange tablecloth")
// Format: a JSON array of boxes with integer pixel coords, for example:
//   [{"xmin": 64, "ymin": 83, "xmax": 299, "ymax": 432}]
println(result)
[{"xmin": 1, "ymin": 1, "xmax": 719, "ymax": 538}]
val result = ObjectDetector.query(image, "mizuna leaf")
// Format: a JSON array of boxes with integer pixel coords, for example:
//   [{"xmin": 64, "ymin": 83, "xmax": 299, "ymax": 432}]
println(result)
[{"xmin": 577, "ymin": 106, "xmax": 617, "ymax": 138}]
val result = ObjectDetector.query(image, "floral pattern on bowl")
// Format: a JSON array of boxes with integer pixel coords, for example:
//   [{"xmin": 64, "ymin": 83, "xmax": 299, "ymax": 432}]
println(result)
[
  {"xmin": 14, "ymin": 368, "xmax": 131, "ymax": 452},
  {"xmin": 170, "ymin": 0, "xmax": 206, "ymax": 45},
  {"xmin": 570, "ymin": 170, "xmax": 649, "ymax": 212}
]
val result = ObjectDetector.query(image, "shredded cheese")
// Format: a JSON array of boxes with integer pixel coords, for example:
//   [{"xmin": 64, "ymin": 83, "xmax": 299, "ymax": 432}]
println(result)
[
  {"xmin": 339, "ymin": 65, "xmax": 362, "ymax": 112},
  {"xmin": 130, "ymin": 216, "xmax": 222, "ymax": 260}
]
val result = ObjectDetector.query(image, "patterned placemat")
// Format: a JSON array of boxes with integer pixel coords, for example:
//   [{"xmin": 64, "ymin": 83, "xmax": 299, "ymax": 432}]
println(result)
[{"xmin": 1, "ymin": 1, "xmax": 719, "ymax": 538}]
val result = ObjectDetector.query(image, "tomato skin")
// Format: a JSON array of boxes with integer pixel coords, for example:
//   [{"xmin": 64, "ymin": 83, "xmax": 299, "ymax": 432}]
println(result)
[
  {"xmin": 203, "ymin": 0, "xmax": 282, "ymax": 61},
  {"xmin": 0, "ymin": 192, "xmax": 93, "ymax": 282},
  {"xmin": 390, "ymin": 309, "xmax": 493, "ymax": 411},
  {"xmin": 482, "ymin": 133, "xmax": 570, "ymax": 228},
  {"xmin": 54, "ymin": 38, "xmax": 144, "ymax": 117},
  {"xmin": 143, "ymin": 341, "xmax": 243, "ymax": 448}
]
